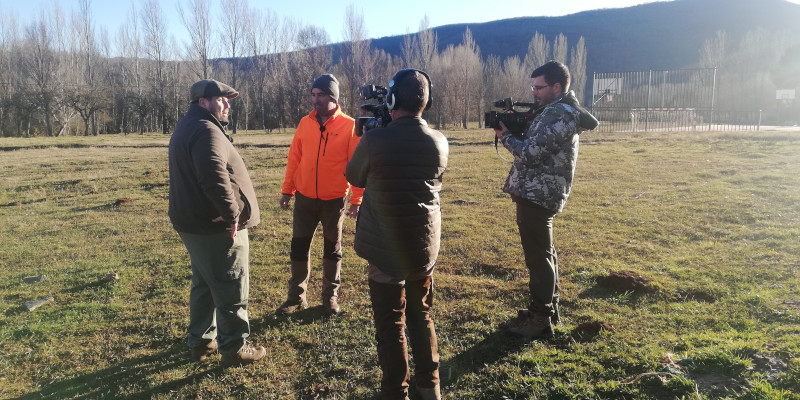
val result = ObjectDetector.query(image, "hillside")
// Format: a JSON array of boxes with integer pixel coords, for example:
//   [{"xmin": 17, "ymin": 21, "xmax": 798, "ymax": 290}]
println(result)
[{"xmin": 369, "ymin": 0, "xmax": 800, "ymax": 74}]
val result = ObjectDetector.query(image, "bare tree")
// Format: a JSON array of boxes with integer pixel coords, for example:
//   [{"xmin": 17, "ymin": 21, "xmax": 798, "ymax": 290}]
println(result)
[
  {"xmin": 699, "ymin": 30, "xmax": 726, "ymax": 69},
  {"xmin": 340, "ymin": 5, "xmax": 371, "ymax": 114},
  {"xmin": 178, "ymin": 0, "xmax": 214, "ymax": 80},
  {"xmin": 141, "ymin": 0, "xmax": 170, "ymax": 134},
  {"xmin": 244, "ymin": 7, "xmax": 278, "ymax": 131},
  {"xmin": 454, "ymin": 28, "xmax": 483, "ymax": 128},
  {"xmin": 75, "ymin": 0, "xmax": 102, "ymax": 135},
  {"xmin": 416, "ymin": 16, "xmax": 437, "ymax": 71},
  {"xmin": 568, "ymin": 36, "xmax": 587, "ymax": 101},
  {"xmin": 219, "ymin": 0, "xmax": 248, "ymax": 133},
  {"xmin": 0, "ymin": 11, "xmax": 19, "ymax": 136},
  {"xmin": 66, "ymin": 85, "xmax": 106, "ymax": 136},
  {"xmin": 553, "ymin": 33, "xmax": 568, "ymax": 64},
  {"xmin": 524, "ymin": 32, "xmax": 550, "ymax": 73},
  {"xmin": 21, "ymin": 11, "xmax": 59, "ymax": 136}
]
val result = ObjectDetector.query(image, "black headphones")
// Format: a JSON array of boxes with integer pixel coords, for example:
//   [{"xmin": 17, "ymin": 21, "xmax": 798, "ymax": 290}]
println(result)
[{"xmin": 385, "ymin": 68, "xmax": 433, "ymax": 111}]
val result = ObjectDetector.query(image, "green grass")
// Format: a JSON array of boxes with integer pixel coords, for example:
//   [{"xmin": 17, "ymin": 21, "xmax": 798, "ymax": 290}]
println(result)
[{"xmin": 1, "ymin": 129, "xmax": 798, "ymax": 399}]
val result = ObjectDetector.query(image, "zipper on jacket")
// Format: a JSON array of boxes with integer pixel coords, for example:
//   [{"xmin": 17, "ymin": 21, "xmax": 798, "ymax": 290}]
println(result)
[{"xmin": 316, "ymin": 124, "xmax": 326, "ymax": 199}]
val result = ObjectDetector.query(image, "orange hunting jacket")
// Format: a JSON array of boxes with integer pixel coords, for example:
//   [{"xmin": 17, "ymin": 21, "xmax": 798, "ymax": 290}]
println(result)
[{"xmin": 281, "ymin": 107, "xmax": 364, "ymax": 205}]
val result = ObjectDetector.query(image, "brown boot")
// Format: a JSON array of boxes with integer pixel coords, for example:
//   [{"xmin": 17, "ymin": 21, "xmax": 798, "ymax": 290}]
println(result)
[
  {"xmin": 190, "ymin": 340, "xmax": 218, "ymax": 362},
  {"xmin": 509, "ymin": 313, "xmax": 553, "ymax": 339},
  {"xmin": 321, "ymin": 257, "xmax": 341, "ymax": 313},
  {"xmin": 518, "ymin": 306, "xmax": 560, "ymax": 326},
  {"xmin": 276, "ymin": 259, "xmax": 311, "ymax": 315},
  {"xmin": 323, "ymin": 297, "xmax": 341, "ymax": 314},
  {"xmin": 417, "ymin": 384, "xmax": 441, "ymax": 400},
  {"xmin": 275, "ymin": 298, "xmax": 308, "ymax": 315},
  {"xmin": 220, "ymin": 344, "xmax": 267, "ymax": 368}
]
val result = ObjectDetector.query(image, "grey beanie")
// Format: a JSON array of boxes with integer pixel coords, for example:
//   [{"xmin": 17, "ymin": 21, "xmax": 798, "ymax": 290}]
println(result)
[{"xmin": 312, "ymin": 74, "xmax": 339, "ymax": 102}]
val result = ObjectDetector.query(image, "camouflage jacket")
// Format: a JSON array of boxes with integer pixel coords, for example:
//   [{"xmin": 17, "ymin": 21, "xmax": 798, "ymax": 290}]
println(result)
[{"xmin": 500, "ymin": 99, "xmax": 580, "ymax": 212}]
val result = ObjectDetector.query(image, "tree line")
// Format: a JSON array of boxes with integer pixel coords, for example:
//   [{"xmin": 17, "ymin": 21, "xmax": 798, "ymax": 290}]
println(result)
[{"xmin": 0, "ymin": 0, "xmax": 588, "ymax": 137}]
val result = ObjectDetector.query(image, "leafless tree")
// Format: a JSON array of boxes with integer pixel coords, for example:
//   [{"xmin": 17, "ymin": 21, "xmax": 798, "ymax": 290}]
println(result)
[
  {"xmin": 21, "ymin": 11, "xmax": 60, "ymax": 136},
  {"xmin": 244, "ymin": 7, "xmax": 279, "ymax": 131},
  {"xmin": 553, "ymin": 33, "xmax": 568, "ymax": 65},
  {"xmin": 178, "ymin": 0, "xmax": 215, "ymax": 80},
  {"xmin": 340, "ymin": 5, "xmax": 371, "ymax": 114},
  {"xmin": 569, "ymin": 36, "xmax": 587, "ymax": 101},
  {"xmin": 219, "ymin": 0, "xmax": 248, "ymax": 133},
  {"xmin": 415, "ymin": 16, "xmax": 437, "ymax": 72},
  {"xmin": 66, "ymin": 85, "xmax": 106, "ymax": 136},
  {"xmin": 524, "ymin": 32, "xmax": 550, "ymax": 73},
  {"xmin": 699, "ymin": 30, "xmax": 726, "ymax": 69},
  {"xmin": 453, "ymin": 28, "xmax": 483, "ymax": 128},
  {"xmin": 501, "ymin": 56, "xmax": 530, "ymax": 101},
  {"xmin": 141, "ymin": 0, "xmax": 170, "ymax": 134}
]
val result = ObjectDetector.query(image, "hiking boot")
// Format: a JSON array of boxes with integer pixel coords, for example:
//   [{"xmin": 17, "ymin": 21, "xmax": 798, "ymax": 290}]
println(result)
[
  {"xmin": 417, "ymin": 384, "xmax": 441, "ymax": 400},
  {"xmin": 220, "ymin": 344, "xmax": 267, "ymax": 368},
  {"xmin": 323, "ymin": 298, "xmax": 341, "ymax": 314},
  {"xmin": 509, "ymin": 313, "xmax": 553, "ymax": 339},
  {"xmin": 275, "ymin": 299, "xmax": 308, "ymax": 315},
  {"xmin": 518, "ymin": 307, "xmax": 560, "ymax": 326},
  {"xmin": 190, "ymin": 340, "xmax": 218, "ymax": 362}
]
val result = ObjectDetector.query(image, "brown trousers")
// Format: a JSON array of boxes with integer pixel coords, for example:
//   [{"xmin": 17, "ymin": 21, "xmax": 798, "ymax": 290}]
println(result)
[
  {"xmin": 286, "ymin": 192, "xmax": 346, "ymax": 302},
  {"xmin": 368, "ymin": 275, "xmax": 440, "ymax": 400}
]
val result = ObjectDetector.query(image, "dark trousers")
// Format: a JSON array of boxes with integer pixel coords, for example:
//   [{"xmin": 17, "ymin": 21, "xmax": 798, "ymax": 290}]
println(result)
[
  {"xmin": 369, "ymin": 276, "xmax": 440, "ymax": 400},
  {"xmin": 516, "ymin": 198, "xmax": 559, "ymax": 317},
  {"xmin": 287, "ymin": 192, "xmax": 347, "ymax": 301}
]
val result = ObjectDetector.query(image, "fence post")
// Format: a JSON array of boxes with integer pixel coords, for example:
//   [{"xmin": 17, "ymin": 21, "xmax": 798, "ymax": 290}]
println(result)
[
  {"xmin": 758, "ymin": 109, "xmax": 762, "ymax": 131},
  {"xmin": 710, "ymin": 68, "xmax": 717, "ymax": 131},
  {"xmin": 646, "ymin": 70, "xmax": 652, "ymax": 132}
]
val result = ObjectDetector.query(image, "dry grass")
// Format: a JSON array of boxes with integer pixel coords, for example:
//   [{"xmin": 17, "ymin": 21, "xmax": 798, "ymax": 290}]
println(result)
[{"xmin": 0, "ymin": 129, "xmax": 798, "ymax": 399}]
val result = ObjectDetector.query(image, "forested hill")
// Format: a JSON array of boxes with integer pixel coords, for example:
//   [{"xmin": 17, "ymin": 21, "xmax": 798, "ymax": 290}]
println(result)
[{"xmin": 368, "ymin": 0, "xmax": 800, "ymax": 74}]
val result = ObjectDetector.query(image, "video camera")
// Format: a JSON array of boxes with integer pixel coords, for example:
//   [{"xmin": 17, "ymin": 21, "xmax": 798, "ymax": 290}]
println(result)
[
  {"xmin": 355, "ymin": 85, "xmax": 392, "ymax": 136},
  {"xmin": 484, "ymin": 98, "xmax": 538, "ymax": 136}
]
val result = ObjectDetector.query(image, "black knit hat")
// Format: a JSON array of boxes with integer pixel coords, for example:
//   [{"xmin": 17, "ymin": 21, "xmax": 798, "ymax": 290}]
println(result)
[
  {"xmin": 312, "ymin": 74, "xmax": 339, "ymax": 102},
  {"xmin": 189, "ymin": 79, "xmax": 239, "ymax": 103}
]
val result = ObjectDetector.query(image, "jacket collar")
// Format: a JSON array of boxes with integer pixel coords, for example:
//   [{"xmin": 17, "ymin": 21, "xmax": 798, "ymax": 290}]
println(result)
[
  {"xmin": 187, "ymin": 103, "xmax": 232, "ymax": 142},
  {"xmin": 388, "ymin": 116, "xmax": 428, "ymax": 128},
  {"xmin": 309, "ymin": 105, "xmax": 343, "ymax": 125}
]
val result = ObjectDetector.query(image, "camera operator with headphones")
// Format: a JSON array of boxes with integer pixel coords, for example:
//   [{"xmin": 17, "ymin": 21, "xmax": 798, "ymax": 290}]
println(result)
[{"xmin": 346, "ymin": 69, "xmax": 449, "ymax": 400}]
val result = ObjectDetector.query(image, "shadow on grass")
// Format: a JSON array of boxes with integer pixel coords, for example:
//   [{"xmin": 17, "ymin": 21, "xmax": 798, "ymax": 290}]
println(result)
[
  {"xmin": 260, "ymin": 305, "xmax": 342, "ymax": 327},
  {"xmin": 441, "ymin": 323, "xmax": 528, "ymax": 388},
  {"xmin": 10, "ymin": 343, "xmax": 221, "ymax": 400}
]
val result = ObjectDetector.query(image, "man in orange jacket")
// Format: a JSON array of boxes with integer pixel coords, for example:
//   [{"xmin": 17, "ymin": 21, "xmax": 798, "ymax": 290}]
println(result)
[{"xmin": 277, "ymin": 74, "xmax": 363, "ymax": 315}]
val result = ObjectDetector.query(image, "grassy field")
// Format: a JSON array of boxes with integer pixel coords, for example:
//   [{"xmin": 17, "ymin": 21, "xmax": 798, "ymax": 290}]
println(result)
[{"xmin": 0, "ymin": 129, "xmax": 798, "ymax": 399}]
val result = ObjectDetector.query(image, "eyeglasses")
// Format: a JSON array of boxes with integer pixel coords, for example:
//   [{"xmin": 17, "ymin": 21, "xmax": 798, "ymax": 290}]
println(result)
[{"xmin": 531, "ymin": 84, "xmax": 553, "ymax": 92}]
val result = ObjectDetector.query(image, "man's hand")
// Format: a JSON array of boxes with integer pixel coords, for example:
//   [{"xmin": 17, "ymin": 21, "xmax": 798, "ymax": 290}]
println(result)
[
  {"xmin": 279, "ymin": 194, "xmax": 292, "ymax": 210},
  {"xmin": 212, "ymin": 216, "xmax": 238, "ymax": 238},
  {"xmin": 493, "ymin": 121, "xmax": 509, "ymax": 139},
  {"xmin": 348, "ymin": 204, "xmax": 360, "ymax": 219}
]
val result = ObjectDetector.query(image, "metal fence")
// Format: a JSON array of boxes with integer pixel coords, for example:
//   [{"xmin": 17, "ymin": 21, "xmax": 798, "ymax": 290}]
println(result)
[{"xmin": 590, "ymin": 68, "xmax": 761, "ymax": 133}]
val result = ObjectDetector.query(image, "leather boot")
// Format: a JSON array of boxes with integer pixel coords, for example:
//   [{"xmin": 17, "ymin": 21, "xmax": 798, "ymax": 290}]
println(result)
[
  {"xmin": 321, "ymin": 257, "xmax": 342, "ymax": 314},
  {"xmin": 190, "ymin": 340, "xmax": 217, "ymax": 362},
  {"xmin": 509, "ymin": 313, "xmax": 553, "ymax": 339},
  {"xmin": 220, "ymin": 343, "xmax": 267, "ymax": 368},
  {"xmin": 276, "ymin": 259, "xmax": 310, "ymax": 315}
]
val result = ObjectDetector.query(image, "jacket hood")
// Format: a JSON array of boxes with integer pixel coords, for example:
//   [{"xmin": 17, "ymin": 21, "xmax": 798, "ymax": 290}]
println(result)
[{"xmin": 559, "ymin": 90, "xmax": 599, "ymax": 132}]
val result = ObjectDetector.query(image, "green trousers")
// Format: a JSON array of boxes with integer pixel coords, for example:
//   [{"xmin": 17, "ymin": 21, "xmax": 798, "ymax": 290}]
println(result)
[{"xmin": 178, "ymin": 229, "xmax": 251, "ymax": 353}]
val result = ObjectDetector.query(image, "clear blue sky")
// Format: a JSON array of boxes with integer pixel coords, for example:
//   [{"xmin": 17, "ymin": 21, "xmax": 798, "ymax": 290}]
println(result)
[{"xmin": 4, "ymin": 0, "xmax": 800, "ymax": 54}]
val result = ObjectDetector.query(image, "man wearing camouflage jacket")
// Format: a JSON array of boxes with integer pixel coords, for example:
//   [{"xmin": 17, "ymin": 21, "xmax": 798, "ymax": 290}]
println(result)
[{"xmin": 494, "ymin": 60, "xmax": 597, "ymax": 339}]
